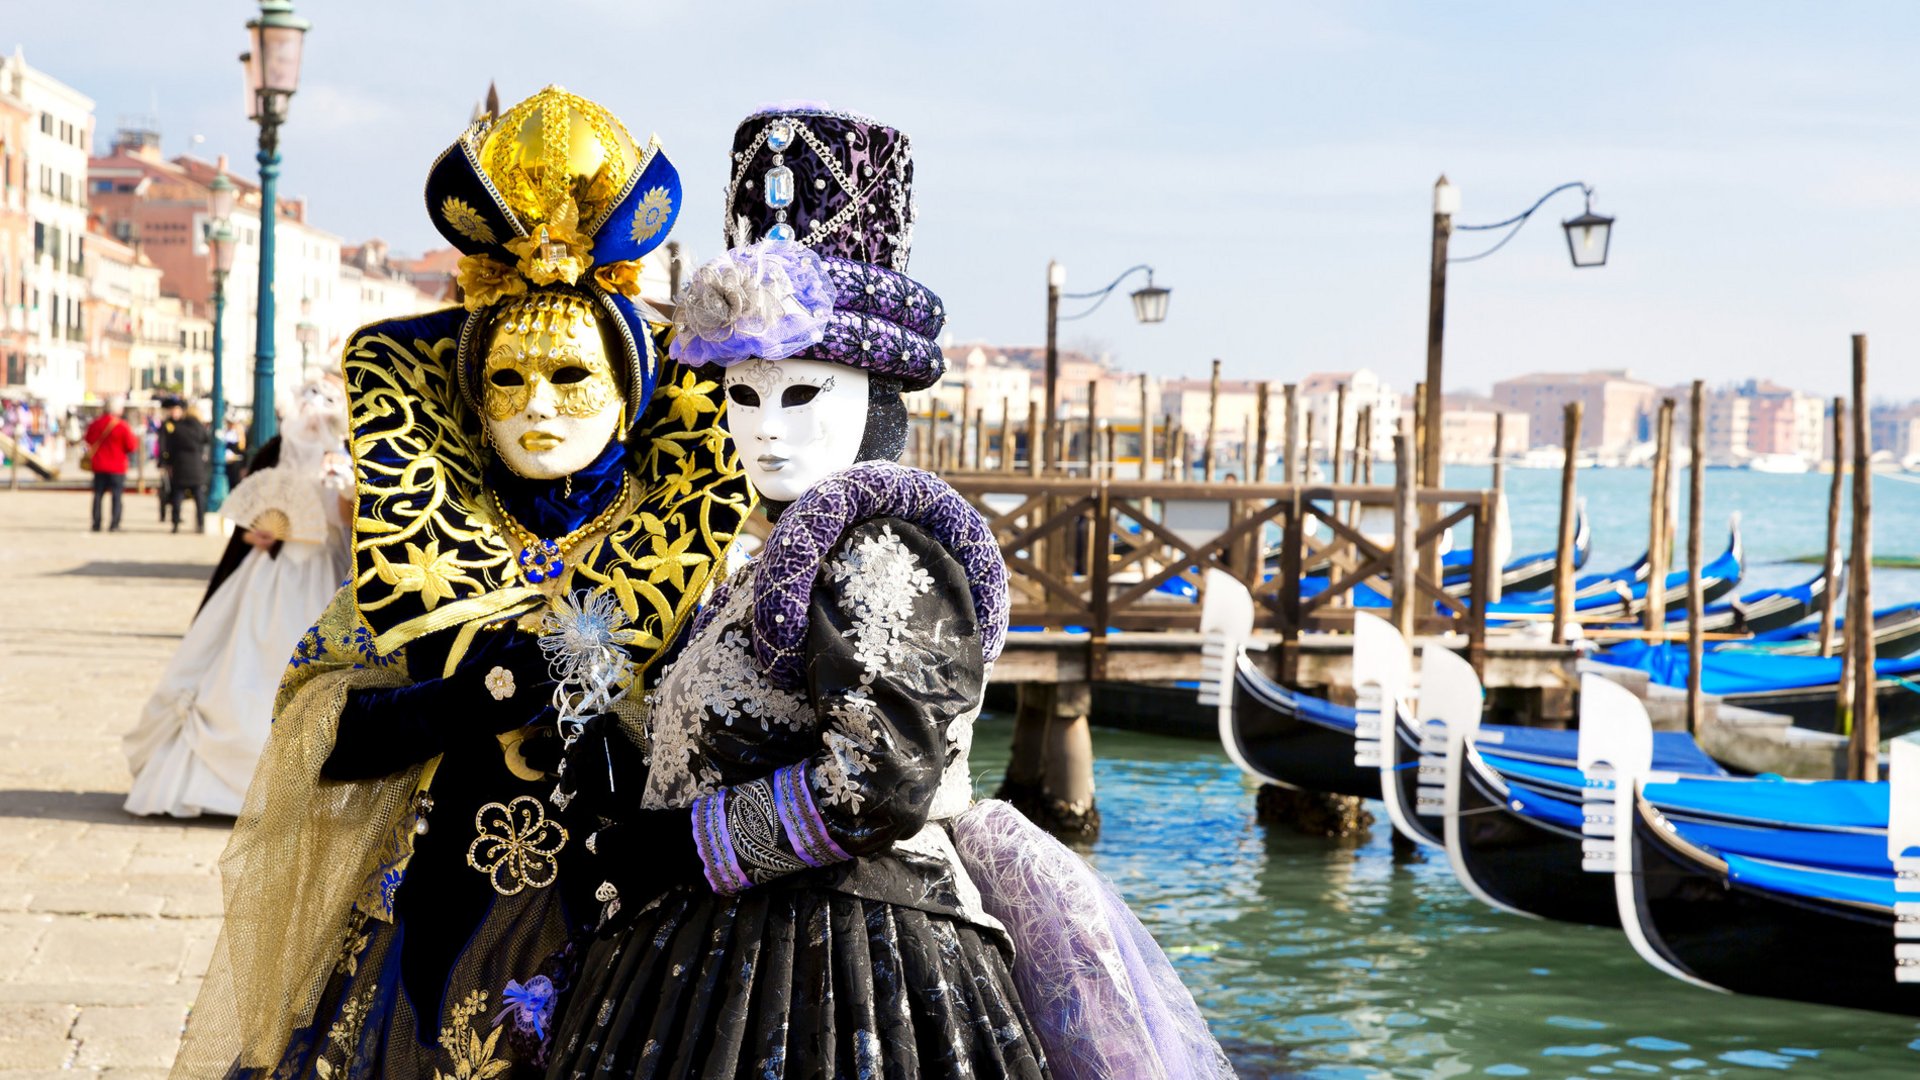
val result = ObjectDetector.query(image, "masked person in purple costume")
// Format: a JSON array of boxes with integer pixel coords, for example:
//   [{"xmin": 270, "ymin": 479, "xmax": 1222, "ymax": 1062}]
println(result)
[{"xmin": 546, "ymin": 104, "xmax": 1235, "ymax": 1080}]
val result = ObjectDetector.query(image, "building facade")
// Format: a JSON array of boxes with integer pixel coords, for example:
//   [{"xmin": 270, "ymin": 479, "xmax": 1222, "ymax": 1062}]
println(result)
[
  {"xmin": 91, "ymin": 132, "xmax": 442, "ymax": 411},
  {"xmin": 1, "ymin": 49, "xmax": 94, "ymax": 411},
  {"xmin": 1491, "ymin": 370, "xmax": 1656, "ymax": 458}
]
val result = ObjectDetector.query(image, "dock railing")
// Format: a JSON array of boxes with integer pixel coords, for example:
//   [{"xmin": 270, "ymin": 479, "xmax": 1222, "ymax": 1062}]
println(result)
[{"xmin": 942, "ymin": 475, "xmax": 1498, "ymax": 681}]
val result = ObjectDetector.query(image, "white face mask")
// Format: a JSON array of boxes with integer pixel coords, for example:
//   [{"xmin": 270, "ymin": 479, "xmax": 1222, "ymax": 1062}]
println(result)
[{"xmin": 724, "ymin": 358, "xmax": 868, "ymax": 502}]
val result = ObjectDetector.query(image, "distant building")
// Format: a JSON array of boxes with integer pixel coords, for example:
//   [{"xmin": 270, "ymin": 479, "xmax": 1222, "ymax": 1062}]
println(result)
[
  {"xmin": 1441, "ymin": 393, "xmax": 1530, "ymax": 464},
  {"xmin": 0, "ymin": 75, "xmax": 30, "ymax": 392},
  {"xmin": 1298, "ymin": 369, "xmax": 1400, "ymax": 462},
  {"xmin": 911, "ymin": 344, "xmax": 1036, "ymax": 426},
  {"xmin": 1491, "ymin": 370, "xmax": 1656, "ymax": 457},
  {"xmin": 1662, "ymin": 379, "xmax": 1827, "ymax": 466},
  {"xmin": 91, "ymin": 130, "xmax": 443, "ymax": 404},
  {"xmin": 1, "ymin": 48, "xmax": 94, "ymax": 411}
]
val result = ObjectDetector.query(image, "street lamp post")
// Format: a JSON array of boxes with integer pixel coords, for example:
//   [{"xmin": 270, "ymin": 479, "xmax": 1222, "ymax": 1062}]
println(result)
[
  {"xmin": 239, "ymin": 0, "xmax": 310, "ymax": 450},
  {"xmin": 206, "ymin": 175, "xmax": 238, "ymax": 511},
  {"xmin": 1420, "ymin": 177, "xmax": 1614, "ymax": 492},
  {"xmin": 1045, "ymin": 262, "xmax": 1171, "ymax": 472}
]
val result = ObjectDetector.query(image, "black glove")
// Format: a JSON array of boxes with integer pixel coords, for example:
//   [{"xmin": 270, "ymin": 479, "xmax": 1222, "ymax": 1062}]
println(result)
[
  {"xmin": 323, "ymin": 627, "xmax": 557, "ymax": 780},
  {"xmin": 437, "ymin": 629, "xmax": 558, "ymax": 733},
  {"xmin": 577, "ymin": 808, "xmax": 704, "ymax": 933},
  {"xmin": 555, "ymin": 713, "xmax": 649, "ymax": 824}
]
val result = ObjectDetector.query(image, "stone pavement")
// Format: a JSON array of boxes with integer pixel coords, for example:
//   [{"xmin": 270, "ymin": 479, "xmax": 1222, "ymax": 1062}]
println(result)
[{"xmin": 0, "ymin": 490, "xmax": 234, "ymax": 1078}]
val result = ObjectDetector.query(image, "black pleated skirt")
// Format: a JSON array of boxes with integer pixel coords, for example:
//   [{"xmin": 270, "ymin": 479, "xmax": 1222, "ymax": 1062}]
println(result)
[{"xmin": 547, "ymin": 885, "xmax": 1049, "ymax": 1079}]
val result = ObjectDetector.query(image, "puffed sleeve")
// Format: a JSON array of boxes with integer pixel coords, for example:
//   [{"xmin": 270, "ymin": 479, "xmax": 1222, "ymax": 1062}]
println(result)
[{"xmin": 689, "ymin": 517, "xmax": 985, "ymax": 894}]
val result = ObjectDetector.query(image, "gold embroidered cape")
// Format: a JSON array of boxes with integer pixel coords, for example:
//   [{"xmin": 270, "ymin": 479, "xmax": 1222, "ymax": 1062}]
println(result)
[{"xmin": 173, "ymin": 306, "xmax": 751, "ymax": 1074}]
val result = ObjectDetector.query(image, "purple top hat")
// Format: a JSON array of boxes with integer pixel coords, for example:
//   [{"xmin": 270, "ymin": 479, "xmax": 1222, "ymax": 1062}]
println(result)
[{"xmin": 669, "ymin": 105, "xmax": 948, "ymax": 391}]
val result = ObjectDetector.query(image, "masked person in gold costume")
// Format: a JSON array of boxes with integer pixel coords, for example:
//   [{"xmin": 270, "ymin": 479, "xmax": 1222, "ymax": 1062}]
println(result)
[{"xmin": 169, "ymin": 88, "xmax": 753, "ymax": 1080}]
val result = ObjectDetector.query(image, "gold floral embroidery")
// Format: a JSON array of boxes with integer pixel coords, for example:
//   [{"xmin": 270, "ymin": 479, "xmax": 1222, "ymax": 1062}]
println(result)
[
  {"xmin": 314, "ymin": 989, "xmax": 375, "ymax": 1078},
  {"xmin": 333, "ymin": 910, "xmax": 371, "ymax": 976},
  {"xmin": 369, "ymin": 539, "xmax": 475, "ymax": 612},
  {"xmin": 633, "ymin": 513, "xmax": 708, "ymax": 592},
  {"xmin": 435, "ymin": 989, "xmax": 512, "ymax": 1080},
  {"xmin": 441, "ymin": 196, "xmax": 498, "ymax": 245},
  {"xmin": 630, "ymin": 186, "xmax": 672, "ymax": 243},
  {"xmin": 661, "ymin": 370, "xmax": 719, "ymax": 429},
  {"xmin": 465, "ymin": 796, "xmax": 567, "ymax": 896}
]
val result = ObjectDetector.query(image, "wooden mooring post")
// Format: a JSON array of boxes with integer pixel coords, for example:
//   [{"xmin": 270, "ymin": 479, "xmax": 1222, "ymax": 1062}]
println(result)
[
  {"xmin": 1254, "ymin": 381, "xmax": 1271, "ymax": 483},
  {"xmin": 1645, "ymin": 398, "xmax": 1675, "ymax": 633},
  {"xmin": 1847, "ymin": 335, "xmax": 1878, "ymax": 780},
  {"xmin": 1026, "ymin": 397, "xmax": 1041, "ymax": 478},
  {"xmin": 1820, "ymin": 396, "xmax": 1845, "ymax": 657},
  {"xmin": 1686, "ymin": 381, "xmax": 1706, "ymax": 734},
  {"xmin": 1203, "ymin": 358, "xmax": 1222, "ymax": 482},
  {"xmin": 1391, "ymin": 417, "xmax": 1418, "ymax": 640},
  {"xmin": 1282, "ymin": 383, "xmax": 1299, "ymax": 484},
  {"xmin": 1552, "ymin": 402, "xmax": 1583, "ymax": 644},
  {"xmin": 1490, "ymin": 412, "xmax": 1507, "ymax": 600},
  {"xmin": 1138, "ymin": 374, "xmax": 1153, "ymax": 480},
  {"xmin": 999, "ymin": 397, "xmax": 1013, "ymax": 473}
]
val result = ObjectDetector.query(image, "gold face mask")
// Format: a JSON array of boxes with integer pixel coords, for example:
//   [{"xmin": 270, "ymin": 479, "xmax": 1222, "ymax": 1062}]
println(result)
[{"xmin": 481, "ymin": 294, "xmax": 621, "ymax": 424}]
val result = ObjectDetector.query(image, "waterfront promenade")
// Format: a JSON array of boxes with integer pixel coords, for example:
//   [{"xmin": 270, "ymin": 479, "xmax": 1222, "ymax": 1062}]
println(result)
[{"xmin": 0, "ymin": 490, "xmax": 228, "ymax": 1077}]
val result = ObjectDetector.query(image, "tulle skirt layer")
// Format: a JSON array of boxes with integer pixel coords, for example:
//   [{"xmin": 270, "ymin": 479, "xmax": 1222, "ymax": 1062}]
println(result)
[{"xmin": 548, "ymin": 885, "xmax": 1048, "ymax": 1080}]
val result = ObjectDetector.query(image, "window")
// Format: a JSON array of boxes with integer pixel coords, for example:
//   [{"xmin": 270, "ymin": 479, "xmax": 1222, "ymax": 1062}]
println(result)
[{"xmin": 39, "ymin": 113, "xmax": 51, "ymax": 134}]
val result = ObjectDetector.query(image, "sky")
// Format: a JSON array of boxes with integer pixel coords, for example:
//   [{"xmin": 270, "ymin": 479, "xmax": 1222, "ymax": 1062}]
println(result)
[{"xmin": 13, "ymin": 1, "xmax": 1920, "ymax": 398}]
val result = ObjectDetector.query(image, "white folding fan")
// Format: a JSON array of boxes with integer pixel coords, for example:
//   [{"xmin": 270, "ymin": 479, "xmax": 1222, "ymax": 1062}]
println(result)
[{"xmin": 219, "ymin": 465, "xmax": 331, "ymax": 544}]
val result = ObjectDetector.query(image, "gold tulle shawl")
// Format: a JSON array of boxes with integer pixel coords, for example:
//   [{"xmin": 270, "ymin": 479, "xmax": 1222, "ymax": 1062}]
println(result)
[{"xmin": 169, "ymin": 588, "xmax": 423, "ymax": 1075}]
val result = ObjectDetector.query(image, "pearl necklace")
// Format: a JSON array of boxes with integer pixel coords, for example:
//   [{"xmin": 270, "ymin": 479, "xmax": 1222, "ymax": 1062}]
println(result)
[{"xmin": 490, "ymin": 473, "xmax": 631, "ymax": 584}]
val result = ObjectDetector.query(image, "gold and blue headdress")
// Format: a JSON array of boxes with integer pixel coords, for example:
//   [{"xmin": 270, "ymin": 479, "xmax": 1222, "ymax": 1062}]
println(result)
[
  {"xmin": 424, "ymin": 85, "xmax": 682, "ymax": 411},
  {"xmin": 337, "ymin": 87, "xmax": 751, "ymax": 659}
]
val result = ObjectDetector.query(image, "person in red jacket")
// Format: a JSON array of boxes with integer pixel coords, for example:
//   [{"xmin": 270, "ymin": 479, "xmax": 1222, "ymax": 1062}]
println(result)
[{"xmin": 84, "ymin": 397, "xmax": 139, "ymax": 532}]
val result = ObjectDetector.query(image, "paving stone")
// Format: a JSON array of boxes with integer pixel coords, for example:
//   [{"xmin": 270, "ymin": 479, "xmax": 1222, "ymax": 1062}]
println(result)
[
  {"xmin": 0, "ymin": 495, "xmax": 233, "ymax": 1072},
  {"xmin": 0, "ymin": 1003, "xmax": 78, "ymax": 1069}
]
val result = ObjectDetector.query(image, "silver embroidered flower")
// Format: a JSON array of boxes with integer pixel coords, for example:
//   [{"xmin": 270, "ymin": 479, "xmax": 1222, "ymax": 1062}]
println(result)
[{"xmin": 538, "ymin": 589, "xmax": 643, "ymax": 740}]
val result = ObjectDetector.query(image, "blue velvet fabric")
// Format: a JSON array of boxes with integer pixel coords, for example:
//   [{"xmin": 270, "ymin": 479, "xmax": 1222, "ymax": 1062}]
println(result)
[{"xmin": 485, "ymin": 439, "xmax": 627, "ymax": 538}]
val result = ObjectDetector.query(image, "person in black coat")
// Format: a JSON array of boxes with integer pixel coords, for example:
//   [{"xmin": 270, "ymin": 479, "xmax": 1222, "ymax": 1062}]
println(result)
[{"xmin": 158, "ymin": 397, "xmax": 211, "ymax": 533}]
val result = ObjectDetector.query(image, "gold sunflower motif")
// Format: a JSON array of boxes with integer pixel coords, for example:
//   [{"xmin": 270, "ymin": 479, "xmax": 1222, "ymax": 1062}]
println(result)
[
  {"xmin": 441, "ymin": 196, "xmax": 498, "ymax": 245},
  {"xmin": 630, "ymin": 186, "xmax": 673, "ymax": 243}
]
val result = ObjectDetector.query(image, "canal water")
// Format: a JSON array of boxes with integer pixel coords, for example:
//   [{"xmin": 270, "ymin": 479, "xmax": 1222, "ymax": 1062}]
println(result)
[
  {"xmin": 1442, "ymin": 465, "xmax": 1920, "ymax": 607},
  {"xmin": 968, "ymin": 716, "xmax": 1920, "ymax": 1078}
]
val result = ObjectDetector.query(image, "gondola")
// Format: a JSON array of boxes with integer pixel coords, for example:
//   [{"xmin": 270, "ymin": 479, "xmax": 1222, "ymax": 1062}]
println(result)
[
  {"xmin": 1588, "ymin": 569, "xmax": 1826, "ymax": 638},
  {"xmin": 1593, "ymin": 638, "xmax": 1920, "ymax": 737},
  {"xmin": 1203, "ymin": 596, "xmax": 1713, "ymax": 805},
  {"xmin": 1441, "ymin": 675, "xmax": 1729, "ymax": 928},
  {"xmin": 1614, "ymin": 748, "xmax": 1920, "ymax": 1016},
  {"xmin": 1486, "ymin": 520, "xmax": 1743, "ymax": 625},
  {"xmin": 1442, "ymin": 505, "xmax": 1592, "ymax": 596},
  {"xmin": 1716, "ymin": 601, "xmax": 1920, "ymax": 661},
  {"xmin": 1727, "ymin": 569, "xmax": 1829, "ymax": 635}
]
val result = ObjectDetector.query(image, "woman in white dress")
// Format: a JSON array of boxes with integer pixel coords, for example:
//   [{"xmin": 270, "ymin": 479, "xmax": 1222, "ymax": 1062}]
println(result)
[{"xmin": 123, "ymin": 376, "xmax": 352, "ymax": 817}]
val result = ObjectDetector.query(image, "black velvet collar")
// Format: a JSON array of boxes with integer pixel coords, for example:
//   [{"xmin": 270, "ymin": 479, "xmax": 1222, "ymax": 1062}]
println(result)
[{"xmin": 485, "ymin": 439, "xmax": 627, "ymax": 538}]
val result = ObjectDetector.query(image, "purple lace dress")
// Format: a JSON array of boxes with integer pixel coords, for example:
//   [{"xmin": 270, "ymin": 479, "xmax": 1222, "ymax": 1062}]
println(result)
[{"xmin": 546, "ymin": 494, "xmax": 1044, "ymax": 1078}]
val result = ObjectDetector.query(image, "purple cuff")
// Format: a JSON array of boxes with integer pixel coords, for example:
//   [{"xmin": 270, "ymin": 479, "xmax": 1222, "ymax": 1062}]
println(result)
[
  {"xmin": 691, "ymin": 791, "xmax": 750, "ymax": 895},
  {"xmin": 773, "ymin": 762, "xmax": 852, "ymax": 867}
]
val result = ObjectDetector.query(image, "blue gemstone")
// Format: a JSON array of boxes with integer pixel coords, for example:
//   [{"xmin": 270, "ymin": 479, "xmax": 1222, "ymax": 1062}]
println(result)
[
  {"xmin": 765, "ymin": 118, "xmax": 796, "ymax": 153},
  {"xmin": 766, "ymin": 222, "xmax": 795, "ymax": 242}
]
